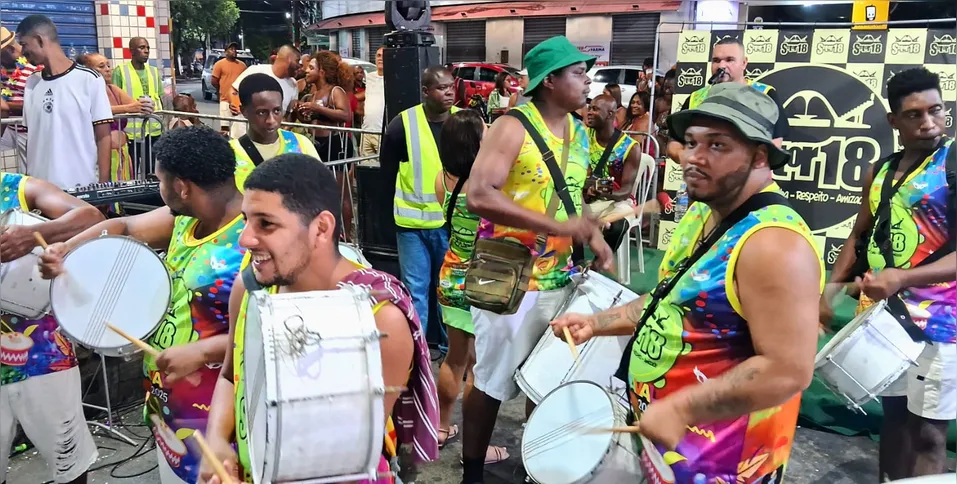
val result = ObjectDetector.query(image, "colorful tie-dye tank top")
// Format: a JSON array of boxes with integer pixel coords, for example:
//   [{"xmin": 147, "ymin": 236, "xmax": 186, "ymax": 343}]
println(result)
[
  {"xmin": 144, "ymin": 214, "xmax": 246, "ymax": 482},
  {"xmin": 587, "ymin": 127, "xmax": 637, "ymax": 195},
  {"xmin": 865, "ymin": 139, "xmax": 955, "ymax": 344},
  {"xmin": 0, "ymin": 172, "xmax": 78, "ymax": 384},
  {"xmin": 626, "ymin": 184, "xmax": 823, "ymax": 483},
  {"xmin": 438, "ymin": 178, "xmax": 480, "ymax": 312},
  {"xmin": 474, "ymin": 103, "xmax": 589, "ymax": 291}
]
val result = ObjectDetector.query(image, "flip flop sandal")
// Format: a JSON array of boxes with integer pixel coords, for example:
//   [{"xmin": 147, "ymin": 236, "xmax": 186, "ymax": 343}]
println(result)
[
  {"xmin": 458, "ymin": 446, "xmax": 509, "ymax": 466},
  {"xmin": 438, "ymin": 424, "xmax": 459, "ymax": 449}
]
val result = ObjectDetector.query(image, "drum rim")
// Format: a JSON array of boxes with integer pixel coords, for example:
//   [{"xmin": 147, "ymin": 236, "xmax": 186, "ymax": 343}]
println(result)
[
  {"xmin": 49, "ymin": 234, "xmax": 172, "ymax": 355},
  {"xmin": 522, "ymin": 380, "xmax": 619, "ymax": 484},
  {"xmin": 0, "ymin": 209, "xmax": 52, "ymax": 318},
  {"xmin": 815, "ymin": 299, "xmax": 888, "ymax": 366}
]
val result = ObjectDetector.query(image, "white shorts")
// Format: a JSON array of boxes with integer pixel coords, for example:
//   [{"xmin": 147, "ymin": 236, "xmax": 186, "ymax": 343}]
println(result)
[
  {"xmin": 472, "ymin": 287, "xmax": 571, "ymax": 402},
  {"xmin": 881, "ymin": 342, "xmax": 957, "ymax": 420},
  {"xmin": 219, "ymin": 101, "xmax": 242, "ymax": 132},
  {"xmin": 0, "ymin": 368, "xmax": 98, "ymax": 482}
]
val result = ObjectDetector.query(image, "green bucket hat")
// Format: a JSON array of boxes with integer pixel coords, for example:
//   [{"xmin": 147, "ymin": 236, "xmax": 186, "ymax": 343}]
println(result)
[
  {"xmin": 667, "ymin": 82, "xmax": 791, "ymax": 169},
  {"xmin": 523, "ymin": 36, "xmax": 596, "ymax": 94}
]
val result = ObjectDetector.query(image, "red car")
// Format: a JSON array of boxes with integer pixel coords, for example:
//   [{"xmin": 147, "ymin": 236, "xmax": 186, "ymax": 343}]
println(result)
[{"xmin": 450, "ymin": 62, "xmax": 521, "ymax": 107}]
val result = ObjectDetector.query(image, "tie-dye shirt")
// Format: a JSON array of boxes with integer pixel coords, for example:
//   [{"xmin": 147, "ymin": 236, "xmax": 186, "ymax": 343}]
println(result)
[
  {"xmin": 475, "ymin": 103, "xmax": 589, "ymax": 291},
  {"xmin": 626, "ymin": 184, "xmax": 824, "ymax": 483},
  {"xmin": 587, "ymin": 127, "xmax": 638, "ymax": 198},
  {"xmin": 0, "ymin": 172, "xmax": 77, "ymax": 385},
  {"xmin": 865, "ymin": 139, "xmax": 956, "ymax": 344},
  {"xmin": 145, "ymin": 214, "xmax": 245, "ymax": 483}
]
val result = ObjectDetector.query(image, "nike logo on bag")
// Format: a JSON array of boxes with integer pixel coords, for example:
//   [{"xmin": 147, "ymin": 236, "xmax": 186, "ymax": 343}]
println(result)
[{"xmin": 477, "ymin": 279, "xmax": 496, "ymax": 286}]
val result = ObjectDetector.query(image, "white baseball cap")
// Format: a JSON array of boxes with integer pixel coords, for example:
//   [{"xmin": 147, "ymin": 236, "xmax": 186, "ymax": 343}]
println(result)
[{"xmin": 518, "ymin": 68, "xmax": 528, "ymax": 76}]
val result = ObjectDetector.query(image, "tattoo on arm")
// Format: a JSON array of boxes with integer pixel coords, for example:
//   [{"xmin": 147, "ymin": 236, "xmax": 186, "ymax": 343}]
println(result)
[
  {"xmin": 686, "ymin": 364, "xmax": 759, "ymax": 423},
  {"xmin": 593, "ymin": 299, "xmax": 646, "ymax": 330}
]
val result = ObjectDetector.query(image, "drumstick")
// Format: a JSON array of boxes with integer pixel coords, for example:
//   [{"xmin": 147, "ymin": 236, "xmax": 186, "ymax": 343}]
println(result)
[
  {"xmin": 562, "ymin": 327, "xmax": 580, "ymax": 363},
  {"xmin": 191, "ymin": 431, "xmax": 235, "ymax": 484},
  {"xmin": 588, "ymin": 424, "xmax": 642, "ymax": 434},
  {"xmin": 32, "ymin": 232, "xmax": 49, "ymax": 249},
  {"xmin": 106, "ymin": 323, "xmax": 160, "ymax": 358}
]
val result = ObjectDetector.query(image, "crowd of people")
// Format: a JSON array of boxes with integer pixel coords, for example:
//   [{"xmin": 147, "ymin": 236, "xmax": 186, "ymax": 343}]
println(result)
[{"xmin": 0, "ymin": 11, "xmax": 954, "ymax": 484}]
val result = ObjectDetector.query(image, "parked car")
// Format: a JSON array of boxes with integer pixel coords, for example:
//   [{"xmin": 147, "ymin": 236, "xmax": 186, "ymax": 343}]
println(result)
[
  {"xmin": 342, "ymin": 57, "xmax": 376, "ymax": 74},
  {"xmin": 201, "ymin": 48, "xmax": 258, "ymax": 101},
  {"xmin": 450, "ymin": 62, "xmax": 520, "ymax": 107},
  {"xmin": 587, "ymin": 65, "xmax": 644, "ymax": 105}
]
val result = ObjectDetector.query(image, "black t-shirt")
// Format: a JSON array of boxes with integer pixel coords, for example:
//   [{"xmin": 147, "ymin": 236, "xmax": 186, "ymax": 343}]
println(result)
[
  {"xmin": 378, "ymin": 114, "xmax": 446, "ymax": 231},
  {"xmin": 676, "ymin": 85, "xmax": 790, "ymax": 140}
]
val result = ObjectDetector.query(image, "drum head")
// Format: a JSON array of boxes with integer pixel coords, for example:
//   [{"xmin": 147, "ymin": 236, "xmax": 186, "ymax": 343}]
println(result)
[
  {"xmin": 523, "ymin": 382, "xmax": 616, "ymax": 484},
  {"xmin": 815, "ymin": 299, "xmax": 886, "ymax": 366},
  {"xmin": 339, "ymin": 243, "xmax": 367, "ymax": 267},
  {"xmin": 50, "ymin": 236, "xmax": 171, "ymax": 355}
]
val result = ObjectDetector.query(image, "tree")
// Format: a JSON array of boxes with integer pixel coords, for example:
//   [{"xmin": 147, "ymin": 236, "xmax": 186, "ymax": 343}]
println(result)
[{"xmin": 170, "ymin": 0, "xmax": 240, "ymax": 74}]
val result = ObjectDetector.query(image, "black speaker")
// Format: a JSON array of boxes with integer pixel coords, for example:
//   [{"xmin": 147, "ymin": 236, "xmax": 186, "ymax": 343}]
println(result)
[
  {"xmin": 382, "ymin": 44, "xmax": 441, "ymax": 124},
  {"xmin": 356, "ymin": 164, "xmax": 398, "ymax": 252}
]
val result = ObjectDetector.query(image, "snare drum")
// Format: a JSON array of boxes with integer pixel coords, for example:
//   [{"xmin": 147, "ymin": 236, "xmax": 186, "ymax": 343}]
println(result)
[
  {"xmin": 339, "ymin": 242, "xmax": 370, "ymax": 267},
  {"xmin": 244, "ymin": 287, "xmax": 385, "ymax": 483},
  {"xmin": 523, "ymin": 381, "xmax": 643, "ymax": 484},
  {"xmin": 50, "ymin": 236, "xmax": 171, "ymax": 357},
  {"xmin": 0, "ymin": 209, "xmax": 52, "ymax": 319},
  {"xmin": 516, "ymin": 270, "xmax": 639, "ymax": 404},
  {"xmin": 814, "ymin": 299, "xmax": 926, "ymax": 411}
]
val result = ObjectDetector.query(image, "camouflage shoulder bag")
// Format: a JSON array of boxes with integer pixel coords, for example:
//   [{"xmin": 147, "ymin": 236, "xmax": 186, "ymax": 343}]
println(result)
[{"xmin": 464, "ymin": 110, "xmax": 576, "ymax": 315}]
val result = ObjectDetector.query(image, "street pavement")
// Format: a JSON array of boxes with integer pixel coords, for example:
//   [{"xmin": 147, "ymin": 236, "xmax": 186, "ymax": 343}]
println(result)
[{"xmin": 173, "ymin": 78, "xmax": 222, "ymax": 127}]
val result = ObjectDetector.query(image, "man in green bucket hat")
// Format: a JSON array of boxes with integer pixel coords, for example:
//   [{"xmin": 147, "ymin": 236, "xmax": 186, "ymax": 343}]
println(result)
[
  {"xmin": 460, "ymin": 36, "xmax": 613, "ymax": 483},
  {"xmin": 551, "ymin": 81, "xmax": 822, "ymax": 482}
]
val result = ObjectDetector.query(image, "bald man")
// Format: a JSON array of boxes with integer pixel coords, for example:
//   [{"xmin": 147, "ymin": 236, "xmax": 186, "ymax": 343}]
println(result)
[
  {"xmin": 228, "ymin": 44, "xmax": 301, "ymax": 138},
  {"xmin": 113, "ymin": 36, "xmax": 164, "ymax": 170},
  {"xmin": 379, "ymin": 65, "xmax": 459, "ymax": 340}
]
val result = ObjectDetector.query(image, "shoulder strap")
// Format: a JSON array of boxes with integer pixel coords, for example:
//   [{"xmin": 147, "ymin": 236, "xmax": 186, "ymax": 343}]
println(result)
[
  {"xmin": 238, "ymin": 135, "xmax": 267, "ymax": 167},
  {"xmin": 241, "ymin": 264, "xmax": 261, "ymax": 292},
  {"xmin": 614, "ymin": 191, "xmax": 790, "ymax": 382},
  {"xmin": 445, "ymin": 176, "xmax": 466, "ymax": 230},
  {"xmin": 594, "ymin": 129, "xmax": 624, "ymax": 178},
  {"xmin": 505, "ymin": 110, "xmax": 576, "ymax": 218}
]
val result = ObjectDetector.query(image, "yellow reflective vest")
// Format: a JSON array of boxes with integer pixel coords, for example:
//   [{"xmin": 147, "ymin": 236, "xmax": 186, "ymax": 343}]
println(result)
[
  {"xmin": 393, "ymin": 103, "xmax": 459, "ymax": 229},
  {"xmin": 117, "ymin": 63, "xmax": 164, "ymax": 138}
]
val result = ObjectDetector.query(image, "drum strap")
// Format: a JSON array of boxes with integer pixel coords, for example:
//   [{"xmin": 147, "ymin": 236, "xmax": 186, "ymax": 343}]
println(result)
[
  {"xmin": 613, "ymin": 191, "xmax": 790, "ymax": 383},
  {"xmin": 238, "ymin": 135, "xmax": 267, "ymax": 167},
  {"xmin": 241, "ymin": 265, "xmax": 261, "ymax": 292}
]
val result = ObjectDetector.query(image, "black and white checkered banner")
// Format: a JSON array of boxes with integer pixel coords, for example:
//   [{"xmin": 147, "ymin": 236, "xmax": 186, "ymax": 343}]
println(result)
[{"xmin": 659, "ymin": 28, "xmax": 957, "ymax": 267}]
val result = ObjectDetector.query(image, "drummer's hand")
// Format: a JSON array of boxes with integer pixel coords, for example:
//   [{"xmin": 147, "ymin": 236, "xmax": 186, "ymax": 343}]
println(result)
[
  {"xmin": 859, "ymin": 269, "xmax": 903, "ymax": 301},
  {"xmin": 37, "ymin": 242, "xmax": 70, "ymax": 279},
  {"xmin": 157, "ymin": 343, "xmax": 206, "ymax": 384},
  {"xmin": 638, "ymin": 398, "xmax": 692, "ymax": 451},
  {"xmin": 550, "ymin": 313, "xmax": 596, "ymax": 345},
  {"xmin": 0, "ymin": 225, "xmax": 38, "ymax": 262},
  {"xmin": 198, "ymin": 437, "xmax": 240, "ymax": 484},
  {"xmin": 587, "ymin": 229, "xmax": 614, "ymax": 274}
]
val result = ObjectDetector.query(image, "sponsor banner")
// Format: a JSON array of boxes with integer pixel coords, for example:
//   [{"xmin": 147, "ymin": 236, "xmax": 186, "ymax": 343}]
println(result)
[
  {"xmin": 664, "ymin": 28, "xmax": 957, "ymax": 267},
  {"xmin": 574, "ymin": 41, "xmax": 611, "ymax": 67}
]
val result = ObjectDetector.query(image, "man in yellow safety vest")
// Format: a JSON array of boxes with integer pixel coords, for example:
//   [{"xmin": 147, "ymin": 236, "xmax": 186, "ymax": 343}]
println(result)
[
  {"xmin": 665, "ymin": 37, "xmax": 790, "ymax": 163},
  {"xmin": 113, "ymin": 36, "xmax": 163, "ymax": 173},
  {"xmin": 379, "ymin": 65, "xmax": 458, "ymax": 339}
]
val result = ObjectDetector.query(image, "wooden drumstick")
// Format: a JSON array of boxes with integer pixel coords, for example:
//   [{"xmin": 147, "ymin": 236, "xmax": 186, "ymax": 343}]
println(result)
[
  {"xmin": 32, "ymin": 232, "xmax": 49, "ymax": 249},
  {"xmin": 191, "ymin": 430, "xmax": 235, "ymax": 484},
  {"xmin": 589, "ymin": 424, "xmax": 642, "ymax": 434},
  {"xmin": 562, "ymin": 327, "xmax": 580, "ymax": 363},
  {"xmin": 106, "ymin": 323, "xmax": 160, "ymax": 358}
]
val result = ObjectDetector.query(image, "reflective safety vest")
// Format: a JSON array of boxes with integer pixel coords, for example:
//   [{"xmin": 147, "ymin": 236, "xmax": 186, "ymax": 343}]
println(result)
[
  {"xmin": 688, "ymin": 79, "xmax": 773, "ymax": 109},
  {"xmin": 118, "ymin": 63, "xmax": 164, "ymax": 138},
  {"xmin": 230, "ymin": 129, "xmax": 308, "ymax": 192},
  {"xmin": 393, "ymin": 104, "xmax": 459, "ymax": 229}
]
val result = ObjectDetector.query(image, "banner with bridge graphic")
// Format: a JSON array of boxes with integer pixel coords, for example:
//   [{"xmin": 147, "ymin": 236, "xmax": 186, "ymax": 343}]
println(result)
[{"xmin": 660, "ymin": 27, "xmax": 956, "ymax": 267}]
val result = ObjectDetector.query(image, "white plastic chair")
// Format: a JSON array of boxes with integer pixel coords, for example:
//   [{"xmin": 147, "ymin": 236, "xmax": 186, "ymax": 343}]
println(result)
[{"xmin": 617, "ymin": 153, "xmax": 658, "ymax": 285}]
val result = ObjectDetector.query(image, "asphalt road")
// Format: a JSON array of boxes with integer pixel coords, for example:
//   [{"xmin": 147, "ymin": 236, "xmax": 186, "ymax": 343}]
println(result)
[{"xmin": 173, "ymin": 78, "xmax": 221, "ymax": 127}]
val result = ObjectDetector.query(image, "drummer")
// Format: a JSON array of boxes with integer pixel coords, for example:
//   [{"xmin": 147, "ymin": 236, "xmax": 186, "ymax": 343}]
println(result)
[
  {"xmin": 199, "ymin": 154, "xmax": 439, "ymax": 484},
  {"xmin": 824, "ymin": 68, "xmax": 955, "ymax": 481},
  {"xmin": 0, "ymin": 171, "xmax": 104, "ymax": 484},
  {"xmin": 39, "ymin": 126, "xmax": 246, "ymax": 484},
  {"xmin": 551, "ymin": 83, "xmax": 823, "ymax": 482}
]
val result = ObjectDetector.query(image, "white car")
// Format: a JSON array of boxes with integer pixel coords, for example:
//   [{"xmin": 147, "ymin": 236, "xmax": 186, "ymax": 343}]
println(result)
[
  {"xmin": 342, "ymin": 57, "xmax": 376, "ymax": 74},
  {"xmin": 588, "ymin": 65, "xmax": 644, "ymax": 105}
]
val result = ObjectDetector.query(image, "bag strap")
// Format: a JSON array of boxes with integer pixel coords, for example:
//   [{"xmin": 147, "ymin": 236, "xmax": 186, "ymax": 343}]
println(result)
[
  {"xmin": 241, "ymin": 264, "xmax": 261, "ymax": 292},
  {"xmin": 444, "ymin": 175, "xmax": 467, "ymax": 231},
  {"xmin": 238, "ymin": 135, "xmax": 267, "ymax": 167},
  {"xmin": 614, "ymin": 191, "xmax": 790, "ymax": 382},
  {"xmin": 593, "ymin": 129, "xmax": 623, "ymax": 179}
]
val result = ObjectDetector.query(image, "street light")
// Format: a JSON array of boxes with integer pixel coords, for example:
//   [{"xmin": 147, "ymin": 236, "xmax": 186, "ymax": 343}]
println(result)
[{"xmin": 285, "ymin": 11, "xmax": 291, "ymax": 19}]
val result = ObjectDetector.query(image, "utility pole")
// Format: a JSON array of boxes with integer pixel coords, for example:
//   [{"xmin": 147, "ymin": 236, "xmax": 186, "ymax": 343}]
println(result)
[{"xmin": 290, "ymin": 0, "xmax": 299, "ymax": 48}]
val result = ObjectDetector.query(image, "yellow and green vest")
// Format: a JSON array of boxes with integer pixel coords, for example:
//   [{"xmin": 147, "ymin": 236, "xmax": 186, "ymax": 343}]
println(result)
[
  {"xmin": 689, "ymin": 79, "xmax": 773, "ymax": 109},
  {"xmin": 231, "ymin": 129, "xmax": 310, "ymax": 192},
  {"xmin": 394, "ymin": 104, "xmax": 460, "ymax": 229},
  {"xmin": 116, "ymin": 62, "xmax": 164, "ymax": 138}
]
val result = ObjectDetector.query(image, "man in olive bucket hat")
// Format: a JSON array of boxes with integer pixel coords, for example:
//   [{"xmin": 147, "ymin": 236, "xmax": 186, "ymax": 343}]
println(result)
[
  {"xmin": 551, "ymin": 82, "xmax": 822, "ymax": 483},
  {"xmin": 461, "ymin": 35, "xmax": 613, "ymax": 483}
]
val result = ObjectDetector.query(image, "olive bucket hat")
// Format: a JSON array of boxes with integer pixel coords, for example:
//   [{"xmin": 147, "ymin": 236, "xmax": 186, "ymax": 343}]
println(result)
[
  {"xmin": 523, "ymin": 36, "xmax": 596, "ymax": 94},
  {"xmin": 667, "ymin": 82, "xmax": 791, "ymax": 169}
]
